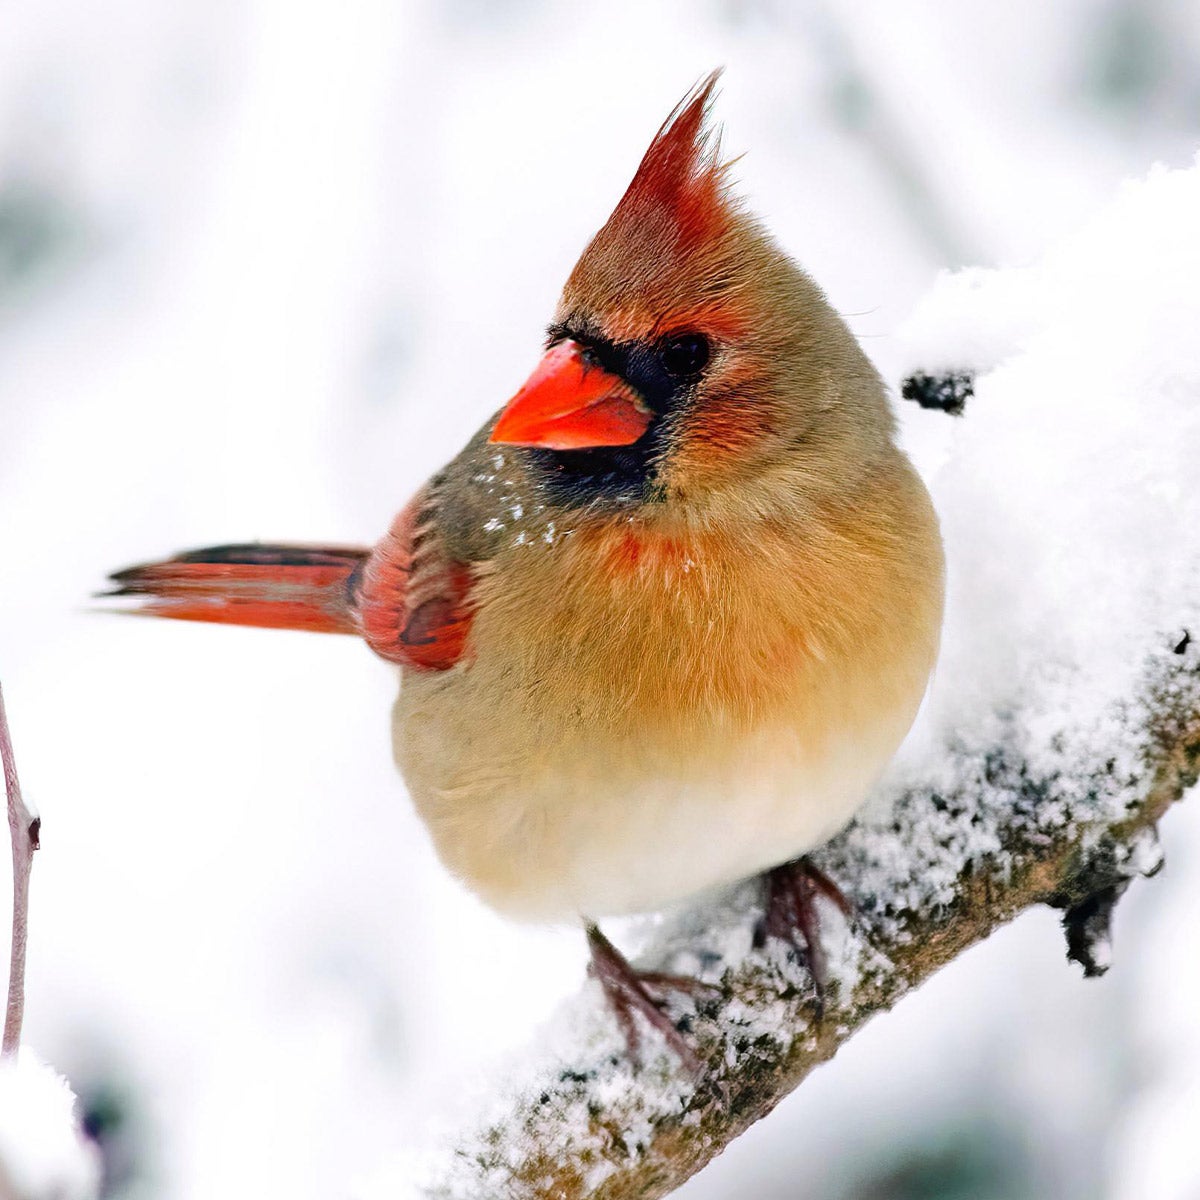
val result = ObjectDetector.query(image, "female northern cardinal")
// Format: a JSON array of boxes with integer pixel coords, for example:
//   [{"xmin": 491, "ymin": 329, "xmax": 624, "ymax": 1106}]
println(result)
[{"xmin": 108, "ymin": 74, "xmax": 944, "ymax": 1069}]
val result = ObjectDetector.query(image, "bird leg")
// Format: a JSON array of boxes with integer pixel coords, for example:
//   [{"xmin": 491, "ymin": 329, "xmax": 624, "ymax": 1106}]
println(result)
[
  {"xmin": 755, "ymin": 857, "xmax": 852, "ymax": 1012},
  {"xmin": 585, "ymin": 921, "xmax": 715, "ymax": 1075}
]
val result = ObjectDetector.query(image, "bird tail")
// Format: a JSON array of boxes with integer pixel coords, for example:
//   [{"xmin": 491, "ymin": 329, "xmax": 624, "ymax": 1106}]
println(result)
[{"xmin": 102, "ymin": 543, "xmax": 370, "ymax": 635}]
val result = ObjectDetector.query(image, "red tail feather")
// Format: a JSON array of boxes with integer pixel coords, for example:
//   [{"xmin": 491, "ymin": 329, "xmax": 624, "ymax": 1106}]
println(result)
[{"xmin": 104, "ymin": 543, "xmax": 370, "ymax": 635}]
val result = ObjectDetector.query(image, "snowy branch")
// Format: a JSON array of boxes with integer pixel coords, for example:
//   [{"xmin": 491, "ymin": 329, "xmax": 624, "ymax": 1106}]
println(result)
[
  {"xmin": 400, "ymin": 159, "xmax": 1200, "ymax": 1200},
  {"xmin": 409, "ymin": 638, "xmax": 1196, "ymax": 1200}
]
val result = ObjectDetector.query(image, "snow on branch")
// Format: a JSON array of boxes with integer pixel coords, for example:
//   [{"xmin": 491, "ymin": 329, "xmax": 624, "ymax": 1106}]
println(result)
[
  {"xmin": 406, "ymin": 642, "xmax": 1196, "ymax": 1200},
  {"xmin": 392, "ymin": 159, "xmax": 1200, "ymax": 1200}
]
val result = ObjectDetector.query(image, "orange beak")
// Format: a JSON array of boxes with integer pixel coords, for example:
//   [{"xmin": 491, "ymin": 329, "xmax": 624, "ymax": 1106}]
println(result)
[{"xmin": 489, "ymin": 341, "xmax": 652, "ymax": 450}]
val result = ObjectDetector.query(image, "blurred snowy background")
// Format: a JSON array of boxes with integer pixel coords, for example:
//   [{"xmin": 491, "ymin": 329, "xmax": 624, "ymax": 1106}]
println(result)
[{"xmin": 1, "ymin": 1, "xmax": 1198, "ymax": 1196}]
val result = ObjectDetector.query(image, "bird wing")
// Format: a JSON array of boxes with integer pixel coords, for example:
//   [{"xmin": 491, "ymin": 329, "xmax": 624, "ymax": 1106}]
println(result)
[
  {"xmin": 357, "ymin": 479, "xmax": 482, "ymax": 671},
  {"xmin": 358, "ymin": 411, "xmax": 562, "ymax": 670},
  {"xmin": 103, "ymin": 419, "xmax": 527, "ymax": 672}
]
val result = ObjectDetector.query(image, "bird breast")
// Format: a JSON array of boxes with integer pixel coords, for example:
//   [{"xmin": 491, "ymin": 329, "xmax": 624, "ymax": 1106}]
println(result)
[{"xmin": 393, "ymin": 460, "xmax": 943, "ymax": 920}]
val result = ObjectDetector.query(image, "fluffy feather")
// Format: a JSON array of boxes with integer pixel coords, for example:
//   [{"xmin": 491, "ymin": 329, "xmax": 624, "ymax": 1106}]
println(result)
[{"xmin": 108, "ymin": 78, "xmax": 944, "ymax": 924}]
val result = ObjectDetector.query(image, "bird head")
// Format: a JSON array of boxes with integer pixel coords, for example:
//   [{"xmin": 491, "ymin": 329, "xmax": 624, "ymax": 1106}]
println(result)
[{"xmin": 490, "ymin": 72, "xmax": 895, "ymax": 524}]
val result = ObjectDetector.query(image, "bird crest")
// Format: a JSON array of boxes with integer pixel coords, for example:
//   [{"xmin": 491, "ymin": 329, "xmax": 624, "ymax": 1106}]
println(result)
[{"xmin": 606, "ymin": 70, "xmax": 735, "ymax": 254}]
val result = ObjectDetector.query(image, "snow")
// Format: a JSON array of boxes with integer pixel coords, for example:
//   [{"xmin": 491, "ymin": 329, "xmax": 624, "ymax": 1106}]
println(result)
[
  {"xmin": 0, "ymin": 1051, "xmax": 99, "ymax": 1200},
  {"xmin": 845, "ymin": 157, "xmax": 1200, "ymax": 943},
  {"xmin": 1109, "ymin": 791, "xmax": 1200, "ymax": 1200},
  {"xmin": 907, "ymin": 161, "xmax": 1200, "ymax": 737}
]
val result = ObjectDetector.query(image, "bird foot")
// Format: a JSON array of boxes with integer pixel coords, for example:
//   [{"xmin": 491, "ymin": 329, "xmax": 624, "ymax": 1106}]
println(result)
[
  {"xmin": 585, "ymin": 922, "xmax": 717, "ymax": 1076},
  {"xmin": 754, "ymin": 856, "xmax": 852, "ymax": 1013}
]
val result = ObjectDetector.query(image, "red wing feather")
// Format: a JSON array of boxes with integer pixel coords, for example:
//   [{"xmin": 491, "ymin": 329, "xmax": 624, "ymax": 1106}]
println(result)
[
  {"xmin": 104, "ymin": 543, "xmax": 369, "ymax": 634},
  {"xmin": 105, "ymin": 499, "xmax": 478, "ymax": 671},
  {"xmin": 356, "ymin": 488, "xmax": 477, "ymax": 671}
]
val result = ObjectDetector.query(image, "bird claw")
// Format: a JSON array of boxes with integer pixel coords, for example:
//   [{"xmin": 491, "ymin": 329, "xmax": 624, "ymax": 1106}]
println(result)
[
  {"xmin": 636, "ymin": 969, "xmax": 722, "ymax": 1001},
  {"xmin": 755, "ymin": 856, "xmax": 853, "ymax": 1014},
  {"xmin": 585, "ymin": 923, "xmax": 710, "ymax": 1077}
]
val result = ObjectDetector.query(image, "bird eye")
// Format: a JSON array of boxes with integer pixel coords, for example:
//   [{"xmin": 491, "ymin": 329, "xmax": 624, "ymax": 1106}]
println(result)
[{"xmin": 658, "ymin": 333, "xmax": 710, "ymax": 379}]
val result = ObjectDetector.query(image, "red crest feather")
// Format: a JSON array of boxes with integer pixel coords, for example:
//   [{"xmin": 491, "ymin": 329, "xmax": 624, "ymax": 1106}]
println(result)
[{"xmin": 610, "ymin": 70, "xmax": 731, "ymax": 246}]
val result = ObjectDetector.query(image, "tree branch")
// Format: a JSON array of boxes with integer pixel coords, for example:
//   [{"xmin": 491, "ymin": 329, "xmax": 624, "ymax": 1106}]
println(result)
[
  {"xmin": 408, "ymin": 635, "xmax": 1198, "ymax": 1200},
  {"xmin": 1, "ymin": 682, "xmax": 40, "ymax": 1059}
]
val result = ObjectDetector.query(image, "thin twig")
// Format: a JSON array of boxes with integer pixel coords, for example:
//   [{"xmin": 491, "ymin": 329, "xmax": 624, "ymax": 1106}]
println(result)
[{"xmin": 1, "ymin": 683, "xmax": 40, "ymax": 1059}]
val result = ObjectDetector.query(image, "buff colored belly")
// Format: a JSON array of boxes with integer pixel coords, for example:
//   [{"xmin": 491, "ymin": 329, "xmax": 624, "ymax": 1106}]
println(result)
[
  {"xmin": 393, "ymin": 465, "xmax": 943, "ymax": 920},
  {"xmin": 392, "ymin": 666, "xmax": 924, "ymax": 921}
]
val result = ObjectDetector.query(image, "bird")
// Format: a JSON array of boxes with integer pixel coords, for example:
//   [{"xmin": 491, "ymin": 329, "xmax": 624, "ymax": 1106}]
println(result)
[{"xmin": 105, "ymin": 73, "xmax": 944, "ymax": 1071}]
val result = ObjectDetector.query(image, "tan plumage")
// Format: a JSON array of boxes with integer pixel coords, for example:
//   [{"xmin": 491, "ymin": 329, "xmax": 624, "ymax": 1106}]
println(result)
[
  {"xmin": 386, "ymin": 79, "xmax": 944, "ymax": 920},
  {"xmin": 108, "ymin": 74, "xmax": 943, "ymax": 949},
  {"xmin": 398, "ymin": 436, "xmax": 941, "ymax": 918}
]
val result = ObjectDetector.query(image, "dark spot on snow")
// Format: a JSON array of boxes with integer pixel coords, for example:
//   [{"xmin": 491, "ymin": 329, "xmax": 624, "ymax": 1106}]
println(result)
[
  {"xmin": 900, "ymin": 370, "xmax": 973, "ymax": 415},
  {"xmin": 1173, "ymin": 629, "xmax": 1191, "ymax": 654}
]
